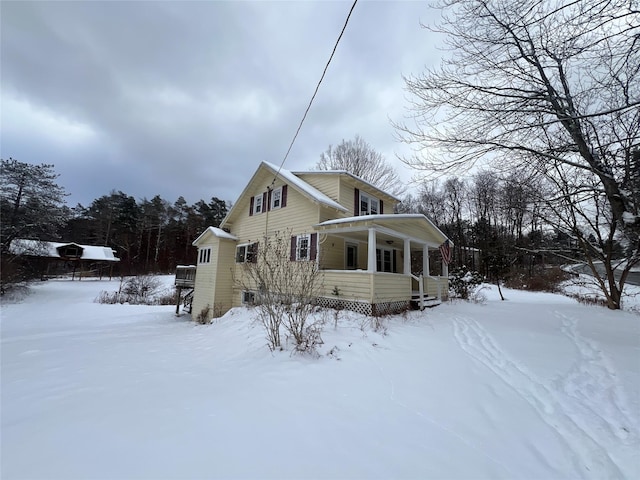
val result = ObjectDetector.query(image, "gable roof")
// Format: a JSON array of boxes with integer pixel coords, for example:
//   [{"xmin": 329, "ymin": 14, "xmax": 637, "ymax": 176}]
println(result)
[
  {"xmin": 192, "ymin": 226, "xmax": 238, "ymax": 246},
  {"xmin": 221, "ymin": 161, "xmax": 348, "ymax": 228},
  {"xmin": 9, "ymin": 239, "xmax": 120, "ymax": 261},
  {"xmin": 292, "ymin": 169, "xmax": 402, "ymax": 202}
]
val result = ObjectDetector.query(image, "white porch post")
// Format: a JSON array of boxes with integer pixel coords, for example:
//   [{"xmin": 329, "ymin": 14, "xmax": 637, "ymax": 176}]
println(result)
[
  {"xmin": 423, "ymin": 245, "xmax": 430, "ymax": 276},
  {"xmin": 367, "ymin": 228, "xmax": 377, "ymax": 272},
  {"xmin": 404, "ymin": 239, "xmax": 411, "ymax": 275},
  {"xmin": 442, "ymin": 259, "xmax": 449, "ymax": 278}
]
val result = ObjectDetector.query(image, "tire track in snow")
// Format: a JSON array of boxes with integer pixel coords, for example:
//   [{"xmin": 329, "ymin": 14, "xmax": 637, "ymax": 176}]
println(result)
[
  {"xmin": 554, "ymin": 312, "xmax": 639, "ymax": 447},
  {"xmin": 367, "ymin": 350, "xmax": 517, "ymax": 478},
  {"xmin": 452, "ymin": 316, "xmax": 627, "ymax": 479}
]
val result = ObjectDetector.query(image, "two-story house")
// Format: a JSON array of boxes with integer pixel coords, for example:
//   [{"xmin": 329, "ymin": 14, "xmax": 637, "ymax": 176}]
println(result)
[{"xmin": 189, "ymin": 161, "xmax": 451, "ymax": 320}]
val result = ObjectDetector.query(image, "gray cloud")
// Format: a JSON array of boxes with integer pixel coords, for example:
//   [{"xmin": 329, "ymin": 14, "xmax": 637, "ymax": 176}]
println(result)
[{"xmin": 1, "ymin": 0, "xmax": 441, "ymax": 207}]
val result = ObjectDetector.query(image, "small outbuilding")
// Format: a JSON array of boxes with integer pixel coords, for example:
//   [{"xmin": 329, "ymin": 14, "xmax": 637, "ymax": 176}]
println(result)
[{"xmin": 9, "ymin": 239, "xmax": 120, "ymax": 279}]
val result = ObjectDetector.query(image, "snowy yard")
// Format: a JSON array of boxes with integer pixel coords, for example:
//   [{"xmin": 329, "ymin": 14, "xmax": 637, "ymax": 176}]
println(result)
[{"xmin": 1, "ymin": 278, "xmax": 639, "ymax": 479}]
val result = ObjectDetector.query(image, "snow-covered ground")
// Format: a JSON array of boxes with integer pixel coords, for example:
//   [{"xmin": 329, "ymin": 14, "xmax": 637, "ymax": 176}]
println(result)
[{"xmin": 1, "ymin": 278, "xmax": 639, "ymax": 479}]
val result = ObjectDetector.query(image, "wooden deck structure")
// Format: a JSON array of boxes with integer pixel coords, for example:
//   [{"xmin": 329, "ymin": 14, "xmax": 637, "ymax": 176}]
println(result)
[{"xmin": 174, "ymin": 265, "xmax": 196, "ymax": 314}]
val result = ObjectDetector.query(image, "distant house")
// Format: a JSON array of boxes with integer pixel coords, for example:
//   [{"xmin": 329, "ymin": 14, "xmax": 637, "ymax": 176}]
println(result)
[
  {"xmin": 188, "ymin": 161, "xmax": 451, "ymax": 320},
  {"xmin": 9, "ymin": 239, "xmax": 120, "ymax": 279}
]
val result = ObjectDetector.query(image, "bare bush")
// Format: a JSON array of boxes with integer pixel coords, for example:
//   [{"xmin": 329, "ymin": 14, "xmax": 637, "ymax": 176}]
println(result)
[
  {"xmin": 505, "ymin": 267, "xmax": 571, "ymax": 293},
  {"xmin": 122, "ymin": 275, "xmax": 162, "ymax": 303},
  {"xmin": 195, "ymin": 305, "xmax": 211, "ymax": 325},
  {"xmin": 95, "ymin": 275, "xmax": 172, "ymax": 305},
  {"xmin": 238, "ymin": 230, "xmax": 323, "ymax": 352}
]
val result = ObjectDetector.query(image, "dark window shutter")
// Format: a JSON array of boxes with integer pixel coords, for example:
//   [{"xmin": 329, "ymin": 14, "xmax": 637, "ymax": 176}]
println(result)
[
  {"xmin": 249, "ymin": 196, "xmax": 254, "ymax": 216},
  {"xmin": 249, "ymin": 243, "xmax": 258, "ymax": 263},
  {"xmin": 290, "ymin": 236, "xmax": 297, "ymax": 261},
  {"xmin": 380, "ymin": 200, "xmax": 384, "ymax": 215},
  {"xmin": 281, "ymin": 185, "xmax": 288, "ymax": 207},
  {"xmin": 310, "ymin": 233, "xmax": 318, "ymax": 261},
  {"xmin": 393, "ymin": 250, "xmax": 397, "ymax": 273},
  {"xmin": 262, "ymin": 192, "xmax": 268, "ymax": 213},
  {"xmin": 267, "ymin": 189, "xmax": 272, "ymax": 211},
  {"xmin": 354, "ymin": 188, "xmax": 360, "ymax": 216}
]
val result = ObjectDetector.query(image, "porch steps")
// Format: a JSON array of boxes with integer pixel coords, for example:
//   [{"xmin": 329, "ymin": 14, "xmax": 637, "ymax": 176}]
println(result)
[{"xmin": 410, "ymin": 292, "xmax": 441, "ymax": 309}]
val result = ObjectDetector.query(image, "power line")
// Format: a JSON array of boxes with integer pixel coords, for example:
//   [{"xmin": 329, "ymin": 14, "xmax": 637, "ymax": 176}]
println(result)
[{"xmin": 270, "ymin": 0, "xmax": 358, "ymax": 186}]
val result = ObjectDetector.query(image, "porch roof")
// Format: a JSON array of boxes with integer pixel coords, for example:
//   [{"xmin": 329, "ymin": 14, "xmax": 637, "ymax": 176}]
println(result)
[{"xmin": 314, "ymin": 214, "xmax": 450, "ymax": 247}]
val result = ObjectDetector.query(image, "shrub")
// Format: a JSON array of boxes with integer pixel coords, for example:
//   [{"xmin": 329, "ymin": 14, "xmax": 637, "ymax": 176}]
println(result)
[
  {"xmin": 504, "ymin": 266, "xmax": 571, "ymax": 292},
  {"xmin": 95, "ymin": 275, "xmax": 174, "ymax": 305},
  {"xmin": 237, "ymin": 230, "xmax": 323, "ymax": 352},
  {"xmin": 449, "ymin": 266, "xmax": 483, "ymax": 300},
  {"xmin": 122, "ymin": 275, "xmax": 161, "ymax": 303},
  {"xmin": 195, "ymin": 305, "xmax": 211, "ymax": 325}
]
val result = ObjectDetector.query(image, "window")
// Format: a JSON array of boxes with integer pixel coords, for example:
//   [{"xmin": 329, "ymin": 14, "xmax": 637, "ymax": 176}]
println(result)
[
  {"xmin": 253, "ymin": 195, "xmax": 263, "ymax": 215},
  {"xmin": 198, "ymin": 247, "xmax": 211, "ymax": 264},
  {"xmin": 250, "ymin": 185, "xmax": 287, "ymax": 216},
  {"xmin": 290, "ymin": 233, "xmax": 317, "ymax": 262},
  {"xmin": 242, "ymin": 291, "xmax": 256, "ymax": 305},
  {"xmin": 376, "ymin": 248, "xmax": 394, "ymax": 273},
  {"xmin": 236, "ymin": 243, "xmax": 258, "ymax": 263},
  {"xmin": 360, "ymin": 192, "xmax": 379, "ymax": 215},
  {"xmin": 271, "ymin": 187, "xmax": 282, "ymax": 210},
  {"xmin": 296, "ymin": 234, "xmax": 310, "ymax": 261},
  {"xmin": 346, "ymin": 243, "xmax": 358, "ymax": 269}
]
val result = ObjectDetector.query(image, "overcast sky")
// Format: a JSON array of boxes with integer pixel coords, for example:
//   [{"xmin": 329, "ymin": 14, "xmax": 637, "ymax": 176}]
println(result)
[{"xmin": 1, "ymin": 0, "xmax": 443, "ymax": 207}]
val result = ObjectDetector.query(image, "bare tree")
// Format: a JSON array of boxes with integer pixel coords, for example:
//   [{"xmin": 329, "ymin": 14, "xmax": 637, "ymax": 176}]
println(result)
[
  {"xmin": 397, "ymin": 0, "xmax": 639, "ymax": 309},
  {"xmin": 316, "ymin": 135, "xmax": 403, "ymax": 195},
  {"xmin": 237, "ymin": 230, "xmax": 323, "ymax": 352}
]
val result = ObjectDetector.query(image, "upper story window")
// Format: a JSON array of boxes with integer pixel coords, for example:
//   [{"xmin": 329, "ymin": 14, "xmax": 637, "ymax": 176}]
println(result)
[
  {"xmin": 253, "ymin": 195, "xmax": 263, "ymax": 215},
  {"xmin": 271, "ymin": 186, "xmax": 282, "ymax": 210},
  {"xmin": 249, "ymin": 185, "xmax": 287, "ymax": 216},
  {"xmin": 360, "ymin": 192, "xmax": 379, "ymax": 215},
  {"xmin": 198, "ymin": 247, "xmax": 211, "ymax": 264},
  {"xmin": 236, "ymin": 242, "xmax": 258, "ymax": 263}
]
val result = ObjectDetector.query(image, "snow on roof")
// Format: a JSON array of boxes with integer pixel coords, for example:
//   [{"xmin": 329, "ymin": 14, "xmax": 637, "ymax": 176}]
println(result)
[
  {"xmin": 315, "ymin": 214, "xmax": 451, "ymax": 243},
  {"xmin": 262, "ymin": 161, "xmax": 348, "ymax": 212},
  {"xmin": 9, "ymin": 240, "xmax": 120, "ymax": 261},
  {"xmin": 192, "ymin": 226, "xmax": 238, "ymax": 246},
  {"xmin": 291, "ymin": 169, "xmax": 402, "ymax": 201},
  {"xmin": 317, "ymin": 213, "xmax": 425, "ymax": 225}
]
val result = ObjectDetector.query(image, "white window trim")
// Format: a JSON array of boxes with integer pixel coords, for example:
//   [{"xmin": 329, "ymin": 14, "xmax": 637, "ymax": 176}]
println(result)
[
  {"xmin": 296, "ymin": 233, "xmax": 311, "ymax": 261},
  {"xmin": 236, "ymin": 242, "xmax": 258, "ymax": 263},
  {"xmin": 270, "ymin": 186, "xmax": 282, "ymax": 210},
  {"xmin": 242, "ymin": 290, "xmax": 256, "ymax": 305},
  {"xmin": 360, "ymin": 192, "xmax": 379, "ymax": 215},
  {"xmin": 253, "ymin": 195, "xmax": 263, "ymax": 215}
]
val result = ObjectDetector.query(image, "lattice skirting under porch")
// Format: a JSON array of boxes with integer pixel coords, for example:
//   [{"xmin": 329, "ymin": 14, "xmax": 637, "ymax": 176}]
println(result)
[{"xmin": 316, "ymin": 297, "xmax": 410, "ymax": 317}]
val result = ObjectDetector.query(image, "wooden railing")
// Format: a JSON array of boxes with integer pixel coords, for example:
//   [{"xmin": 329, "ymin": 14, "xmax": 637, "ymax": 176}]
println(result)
[{"xmin": 175, "ymin": 265, "xmax": 196, "ymax": 287}]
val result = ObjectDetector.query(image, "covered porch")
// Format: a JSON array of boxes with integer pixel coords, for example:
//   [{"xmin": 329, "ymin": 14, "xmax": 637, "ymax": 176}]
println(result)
[{"xmin": 314, "ymin": 214, "xmax": 450, "ymax": 314}]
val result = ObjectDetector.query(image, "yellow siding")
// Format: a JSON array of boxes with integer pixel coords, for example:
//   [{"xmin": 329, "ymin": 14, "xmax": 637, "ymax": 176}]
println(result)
[
  {"xmin": 425, "ymin": 276, "xmax": 449, "ymax": 298},
  {"xmin": 372, "ymin": 273, "xmax": 412, "ymax": 302},
  {"xmin": 319, "ymin": 271, "xmax": 413, "ymax": 303},
  {"xmin": 319, "ymin": 271, "xmax": 373, "ymax": 302},
  {"xmin": 191, "ymin": 242, "xmax": 218, "ymax": 320},
  {"xmin": 319, "ymin": 235, "xmax": 345, "ymax": 270},
  {"xmin": 339, "ymin": 179, "xmax": 357, "ymax": 215},
  {"xmin": 233, "ymin": 182, "xmax": 320, "ymax": 242},
  {"xmin": 212, "ymin": 241, "xmax": 236, "ymax": 314},
  {"xmin": 294, "ymin": 173, "xmax": 340, "ymax": 203},
  {"xmin": 191, "ymin": 238, "xmax": 239, "ymax": 319}
]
